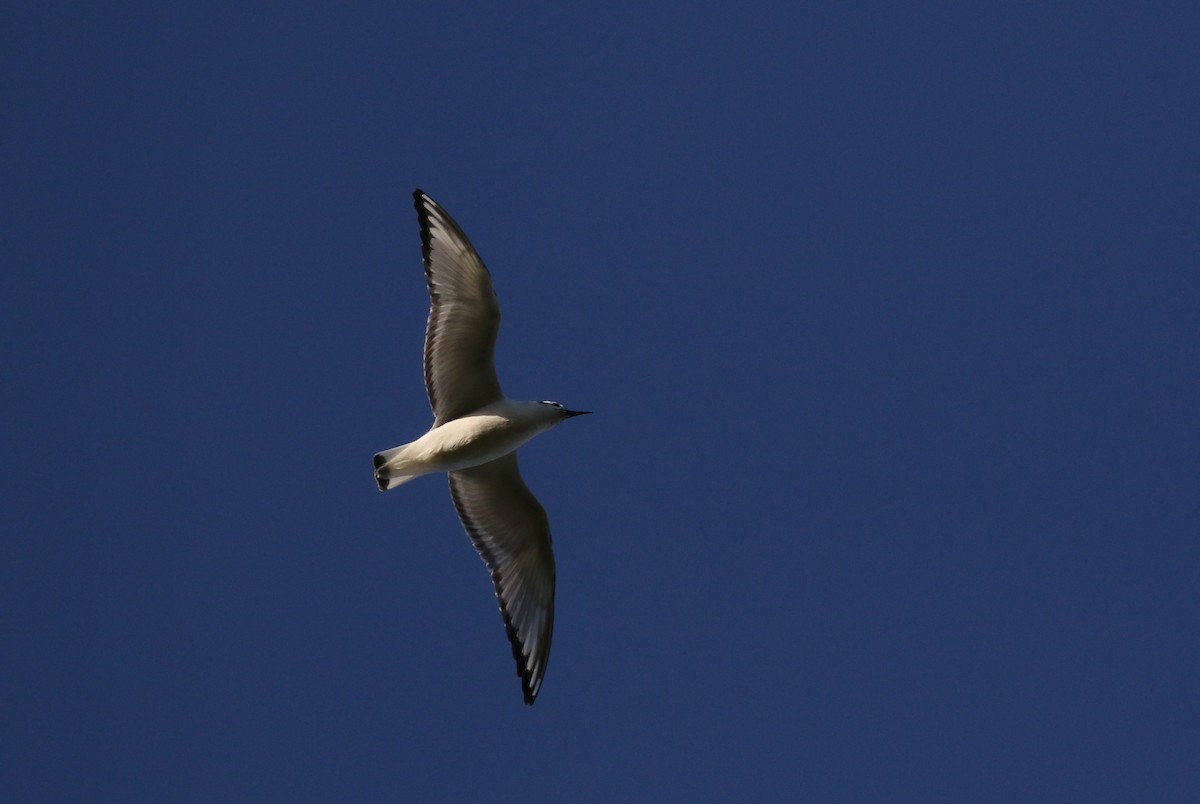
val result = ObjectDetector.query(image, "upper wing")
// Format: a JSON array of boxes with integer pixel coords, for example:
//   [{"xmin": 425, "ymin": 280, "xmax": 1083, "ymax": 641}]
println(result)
[
  {"xmin": 414, "ymin": 189, "xmax": 504, "ymax": 426},
  {"xmin": 448, "ymin": 452, "xmax": 556, "ymax": 705}
]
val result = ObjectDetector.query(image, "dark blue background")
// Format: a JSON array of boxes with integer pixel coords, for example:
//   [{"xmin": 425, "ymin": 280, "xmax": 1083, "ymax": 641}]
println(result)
[{"xmin": 3, "ymin": 2, "xmax": 1197, "ymax": 800}]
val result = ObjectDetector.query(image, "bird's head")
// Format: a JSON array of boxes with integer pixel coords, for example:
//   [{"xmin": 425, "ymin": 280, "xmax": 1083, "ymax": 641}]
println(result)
[{"xmin": 537, "ymin": 400, "xmax": 591, "ymax": 421}]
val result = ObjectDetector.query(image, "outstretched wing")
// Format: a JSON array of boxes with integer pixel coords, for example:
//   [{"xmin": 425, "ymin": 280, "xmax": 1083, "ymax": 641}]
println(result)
[
  {"xmin": 414, "ymin": 189, "xmax": 504, "ymax": 426},
  {"xmin": 448, "ymin": 452, "xmax": 556, "ymax": 705}
]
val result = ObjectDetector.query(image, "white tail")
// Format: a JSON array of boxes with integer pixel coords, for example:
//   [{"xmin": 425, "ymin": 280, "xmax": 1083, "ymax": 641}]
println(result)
[{"xmin": 373, "ymin": 445, "xmax": 419, "ymax": 491}]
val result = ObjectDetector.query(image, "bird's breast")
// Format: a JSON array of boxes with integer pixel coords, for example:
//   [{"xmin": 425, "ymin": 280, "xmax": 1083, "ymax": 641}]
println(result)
[{"xmin": 417, "ymin": 414, "xmax": 538, "ymax": 471}]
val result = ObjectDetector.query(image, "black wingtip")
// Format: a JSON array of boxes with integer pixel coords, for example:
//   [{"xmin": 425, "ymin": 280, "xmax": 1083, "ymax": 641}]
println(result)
[
  {"xmin": 500, "ymin": 585, "xmax": 550, "ymax": 708},
  {"xmin": 413, "ymin": 191, "xmax": 436, "ymax": 270}
]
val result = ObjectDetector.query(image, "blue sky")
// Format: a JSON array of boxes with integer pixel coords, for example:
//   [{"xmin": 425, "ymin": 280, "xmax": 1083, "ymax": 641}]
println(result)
[{"xmin": 3, "ymin": 2, "xmax": 1197, "ymax": 800}]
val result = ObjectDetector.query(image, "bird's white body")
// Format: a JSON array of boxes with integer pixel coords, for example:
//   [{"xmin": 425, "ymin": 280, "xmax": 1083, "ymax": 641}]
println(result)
[{"xmin": 375, "ymin": 400, "xmax": 565, "ymax": 489}]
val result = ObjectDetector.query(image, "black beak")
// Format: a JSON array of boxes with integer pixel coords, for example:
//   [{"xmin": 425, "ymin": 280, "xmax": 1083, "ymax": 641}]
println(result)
[{"xmin": 565, "ymin": 409, "xmax": 591, "ymax": 417}]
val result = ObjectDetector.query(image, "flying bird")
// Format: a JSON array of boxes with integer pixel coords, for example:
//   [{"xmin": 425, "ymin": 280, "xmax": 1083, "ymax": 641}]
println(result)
[{"xmin": 373, "ymin": 189, "xmax": 589, "ymax": 705}]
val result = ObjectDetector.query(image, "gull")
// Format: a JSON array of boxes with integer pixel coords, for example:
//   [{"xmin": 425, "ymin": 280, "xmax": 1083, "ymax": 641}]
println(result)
[{"xmin": 373, "ymin": 189, "xmax": 589, "ymax": 705}]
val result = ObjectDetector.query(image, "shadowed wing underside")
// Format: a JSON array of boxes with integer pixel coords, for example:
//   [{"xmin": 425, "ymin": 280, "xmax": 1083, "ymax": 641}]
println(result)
[
  {"xmin": 449, "ymin": 452, "xmax": 556, "ymax": 705},
  {"xmin": 414, "ymin": 189, "xmax": 504, "ymax": 426}
]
